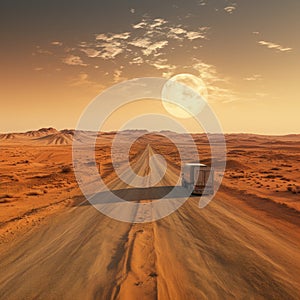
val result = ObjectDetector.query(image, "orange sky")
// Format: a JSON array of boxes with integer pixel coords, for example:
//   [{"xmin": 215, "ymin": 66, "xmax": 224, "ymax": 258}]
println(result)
[{"xmin": 0, "ymin": 0, "xmax": 299, "ymax": 134}]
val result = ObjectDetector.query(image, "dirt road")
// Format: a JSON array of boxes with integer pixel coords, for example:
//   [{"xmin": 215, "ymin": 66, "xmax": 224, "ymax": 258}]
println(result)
[{"xmin": 0, "ymin": 146, "xmax": 299, "ymax": 299}]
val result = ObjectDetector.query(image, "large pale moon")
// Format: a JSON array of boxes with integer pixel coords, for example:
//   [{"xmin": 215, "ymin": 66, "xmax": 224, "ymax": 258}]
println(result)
[{"xmin": 162, "ymin": 74, "xmax": 208, "ymax": 119}]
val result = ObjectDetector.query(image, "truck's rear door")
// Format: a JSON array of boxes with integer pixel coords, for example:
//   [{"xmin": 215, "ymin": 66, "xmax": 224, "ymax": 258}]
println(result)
[{"xmin": 194, "ymin": 167, "xmax": 210, "ymax": 187}]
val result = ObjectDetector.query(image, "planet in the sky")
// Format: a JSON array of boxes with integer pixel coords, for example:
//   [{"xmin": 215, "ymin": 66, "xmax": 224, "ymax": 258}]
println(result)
[{"xmin": 161, "ymin": 73, "xmax": 208, "ymax": 119}]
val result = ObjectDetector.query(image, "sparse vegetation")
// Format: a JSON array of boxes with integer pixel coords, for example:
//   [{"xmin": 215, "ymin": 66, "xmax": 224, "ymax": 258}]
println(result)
[
  {"xmin": 61, "ymin": 165, "xmax": 72, "ymax": 173},
  {"xmin": 287, "ymin": 185, "xmax": 299, "ymax": 194}
]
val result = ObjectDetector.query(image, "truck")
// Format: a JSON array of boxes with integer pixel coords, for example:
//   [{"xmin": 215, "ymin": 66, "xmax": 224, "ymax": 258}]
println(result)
[{"xmin": 181, "ymin": 163, "xmax": 214, "ymax": 195}]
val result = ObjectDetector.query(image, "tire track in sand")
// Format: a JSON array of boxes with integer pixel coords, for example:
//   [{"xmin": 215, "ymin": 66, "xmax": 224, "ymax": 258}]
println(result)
[
  {"xmin": 110, "ymin": 208, "xmax": 158, "ymax": 300},
  {"xmin": 110, "ymin": 146, "xmax": 162, "ymax": 300}
]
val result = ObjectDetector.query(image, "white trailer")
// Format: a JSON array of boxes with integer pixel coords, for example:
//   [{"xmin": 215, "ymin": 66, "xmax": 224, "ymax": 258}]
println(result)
[{"xmin": 181, "ymin": 163, "xmax": 214, "ymax": 195}]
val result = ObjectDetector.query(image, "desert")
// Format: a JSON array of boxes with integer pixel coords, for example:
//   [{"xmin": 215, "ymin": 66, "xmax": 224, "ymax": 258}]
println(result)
[{"xmin": 0, "ymin": 128, "xmax": 299, "ymax": 299}]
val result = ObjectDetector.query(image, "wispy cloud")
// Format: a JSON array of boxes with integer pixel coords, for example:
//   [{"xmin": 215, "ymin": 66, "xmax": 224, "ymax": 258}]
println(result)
[
  {"xmin": 169, "ymin": 27, "xmax": 187, "ymax": 35},
  {"xmin": 113, "ymin": 68, "xmax": 127, "ymax": 83},
  {"xmin": 147, "ymin": 58, "xmax": 175, "ymax": 70},
  {"xmin": 191, "ymin": 58, "xmax": 238, "ymax": 103},
  {"xmin": 146, "ymin": 58, "xmax": 176, "ymax": 77},
  {"xmin": 255, "ymin": 92, "xmax": 268, "ymax": 98},
  {"xmin": 258, "ymin": 40, "xmax": 292, "ymax": 52},
  {"xmin": 185, "ymin": 30, "xmax": 206, "ymax": 40},
  {"xmin": 244, "ymin": 74, "xmax": 262, "ymax": 81},
  {"xmin": 192, "ymin": 60, "xmax": 222, "ymax": 82},
  {"xmin": 70, "ymin": 73, "xmax": 103, "ymax": 91},
  {"xmin": 197, "ymin": 0, "xmax": 207, "ymax": 6},
  {"xmin": 129, "ymin": 37, "xmax": 152, "ymax": 48},
  {"xmin": 142, "ymin": 40, "xmax": 169, "ymax": 56},
  {"xmin": 224, "ymin": 6, "xmax": 236, "ymax": 14},
  {"xmin": 35, "ymin": 17, "xmax": 212, "ymax": 85},
  {"xmin": 132, "ymin": 20, "xmax": 148, "ymax": 29},
  {"xmin": 81, "ymin": 48, "xmax": 101, "ymax": 58},
  {"xmin": 63, "ymin": 55, "xmax": 87, "ymax": 66},
  {"xmin": 51, "ymin": 41, "xmax": 63, "ymax": 46},
  {"xmin": 161, "ymin": 71, "xmax": 175, "ymax": 79},
  {"xmin": 133, "ymin": 18, "xmax": 167, "ymax": 30},
  {"xmin": 149, "ymin": 18, "xmax": 167, "ymax": 29},
  {"xmin": 96, "ymin": 32, "xmax": 131, "ymax": 41},
  {"xmin": 131, "ymin": 18, "xmax": 209, "ymax": 42},
  {"xmin": 97, "ymin": 41, "xmax": 124, "ymax": 59},
  {"xmin": 129, "ymin": 56, "xmax": 144, "ymax": 65},
  {"xmin": 35, "ymin": 46, "xmax": 52, "ymax": 55}
]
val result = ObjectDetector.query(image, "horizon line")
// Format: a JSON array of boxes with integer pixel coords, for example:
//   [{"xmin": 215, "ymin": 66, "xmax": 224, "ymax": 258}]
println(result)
[{"xmin": 1, "ymin": 127, "xmax": 299, "ymax": 137}]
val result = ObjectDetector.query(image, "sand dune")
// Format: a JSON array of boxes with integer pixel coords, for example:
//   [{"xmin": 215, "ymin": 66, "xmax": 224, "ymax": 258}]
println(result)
[
  {"xmin": 24, "ymin": 127, "xmax": 58, "ymax": 137},
  {"xmin": 225, "ymin": 159, "xmax": 249, "ymax": 170},
  {"xmin": 0, "ymin": 133, "xmax": 18, "ymax": 140},
  {"xmin": 33, "ymin": 132, "xmax": 74, "ymax": 145}
]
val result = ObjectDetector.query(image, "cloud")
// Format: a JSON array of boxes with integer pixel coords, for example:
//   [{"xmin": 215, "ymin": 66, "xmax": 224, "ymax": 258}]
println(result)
[
  {"xmin": 70, "ymin": 73, "xmax": 89, "ymax": 85},
  {"xmin": 35, "ymin": 46, "xmax": 52, "ymax": 55},
  {"xmin": 168, "ymin": 25, "xmax": 209, "ymax": 41},
  {"xmin": 132, "ymin": 20, "xmax": 148, "ymax": 29},
  {"xmin": 129, "ymin": 37, "xmax": 152, "ymax": 48},
  {"xmin": 142, "ymin": 40, "xmax": 168, "ymax": 56},
  {"xmin": 129, "ymin": 56, "xmax": 144, "ymax": 65},
  {"xmin": 146, "ymin": 58, "xmax": 176, "ymax": 71},
  {"xmin": 258, "ymin": 40, "xmax": 292, "ymax": 52},
  {"xmin": 70, "ymin": 73, "xmax": 103, "ymax": 91},
  {"xmin": 92, "ymin": 32, "xmax": 131, "ymax": 59},
  {"xmin": 162, "ymin": 71, "xmax": 174, "ymax": 79},
  {"xmin": 149, "ymin": 18, "xmax": 167, "ymax": 29},
  {"xmin": 113, "ymin": 68, "xmax": 126, "ymax": 83},
  {"xmin": 36, "ymin": 16, "xmax": 213, "ymax": 87},
  {"xmin": 244, "ymin": 74, "xmax": 262, "ymax": 81},
  {"xmin": 197, "ymin": 0, "xmax": 207, "ymax": 6},
  {"xmin": 81, "ymin": 48, "xmax": 101, "ymax": 58},
  {"xmin": 77, "ymin": 18, "xmax": 207, "ymax": 68},
  {"xmin": 33, "ymin": 67, "xmax": 43, "ymax": 71},
  {"xmin": 97, "ymin": 41, "xmax": 124, "ymax": 59},
  {"xmin": 133, "ymin": 18, "xmax": 167, "ymax": 30},
  {"xmin": 109, "ymin": 32, "xmax": 131, "ymax": 40},
  {"xmin": 63, "ymin": 55, "xmax": 87, "ymax": 66},
  {"xmin": 131, "ymin": 17, "xmax": 209, "ymax": 44},
  {"xmin": 95, "ymin": 33, "xmax": 108, "ymax": 40},
  {"xmin": 51, "ymin": 41, "xmax": 63, "ymax": 46},
  {"xmin": 96, "ymin": 32, "xmax": 130, "ymax": 41},
  {"xmin": 255, "ymin": 92, "xmax": 268, "ymax": 98},
  {"xmin": 169, "ymin": 27, "xmax": 187, "ymax": 35},
  {"xmin": 192, "ymin": 60, "xmax": 220, "ymax": 82},
  {"xmin": 168, "ymin": 27, "xmax": 187, "ymax": 40},
  {"xmin": 150, "ymin": 62, "xmax": 174, "ymax": 70},
  {"xmin": 191, "ymin": 59, "xmax": 238, "ymax": 103},
  {"xmin": 208, "ymin": 85, "xmax": 239, "ymax": 103},
  {"xmin": 130, "ymin": 8, "xmax": 135, "ymax": 14},
  {"xmin": 185, "ymin": 31, "xmax": 206, "ymax": 40},
  {"xmin": 224, "ymin": 6, "xmax": 236, "ymax": 14}
]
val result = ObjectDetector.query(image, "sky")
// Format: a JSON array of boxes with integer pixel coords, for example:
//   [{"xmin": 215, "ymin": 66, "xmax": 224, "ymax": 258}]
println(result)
[{"xmin": 0, "ymin": 0, "xmax": 299, "ymax": 134}]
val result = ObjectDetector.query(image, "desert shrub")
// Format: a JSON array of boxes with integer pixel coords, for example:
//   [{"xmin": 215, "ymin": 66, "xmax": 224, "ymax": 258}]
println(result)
[
  {"xmin": 287, "ymin": 185, "xmax": 299, "ymax": 194},
  {"xmin": 27, "ymin": 191, "xmax": 43, "ymax": 196},
  {"xmin": 61, "ymin": 165, "xmax": 72, "ymax": 173},
  {"xmin": 280, "ymin": 177, "xmax": 290, "ymax": 181},
  {"xmin": 265, "ymin": 175, "xmax": 277, "ymax": 179}
]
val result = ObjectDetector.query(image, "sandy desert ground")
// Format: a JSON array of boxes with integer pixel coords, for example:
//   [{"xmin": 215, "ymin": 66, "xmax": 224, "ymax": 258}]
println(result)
[{"xmin": 0, "ymin": 128, "xmax": 299, "ymax": 299}]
